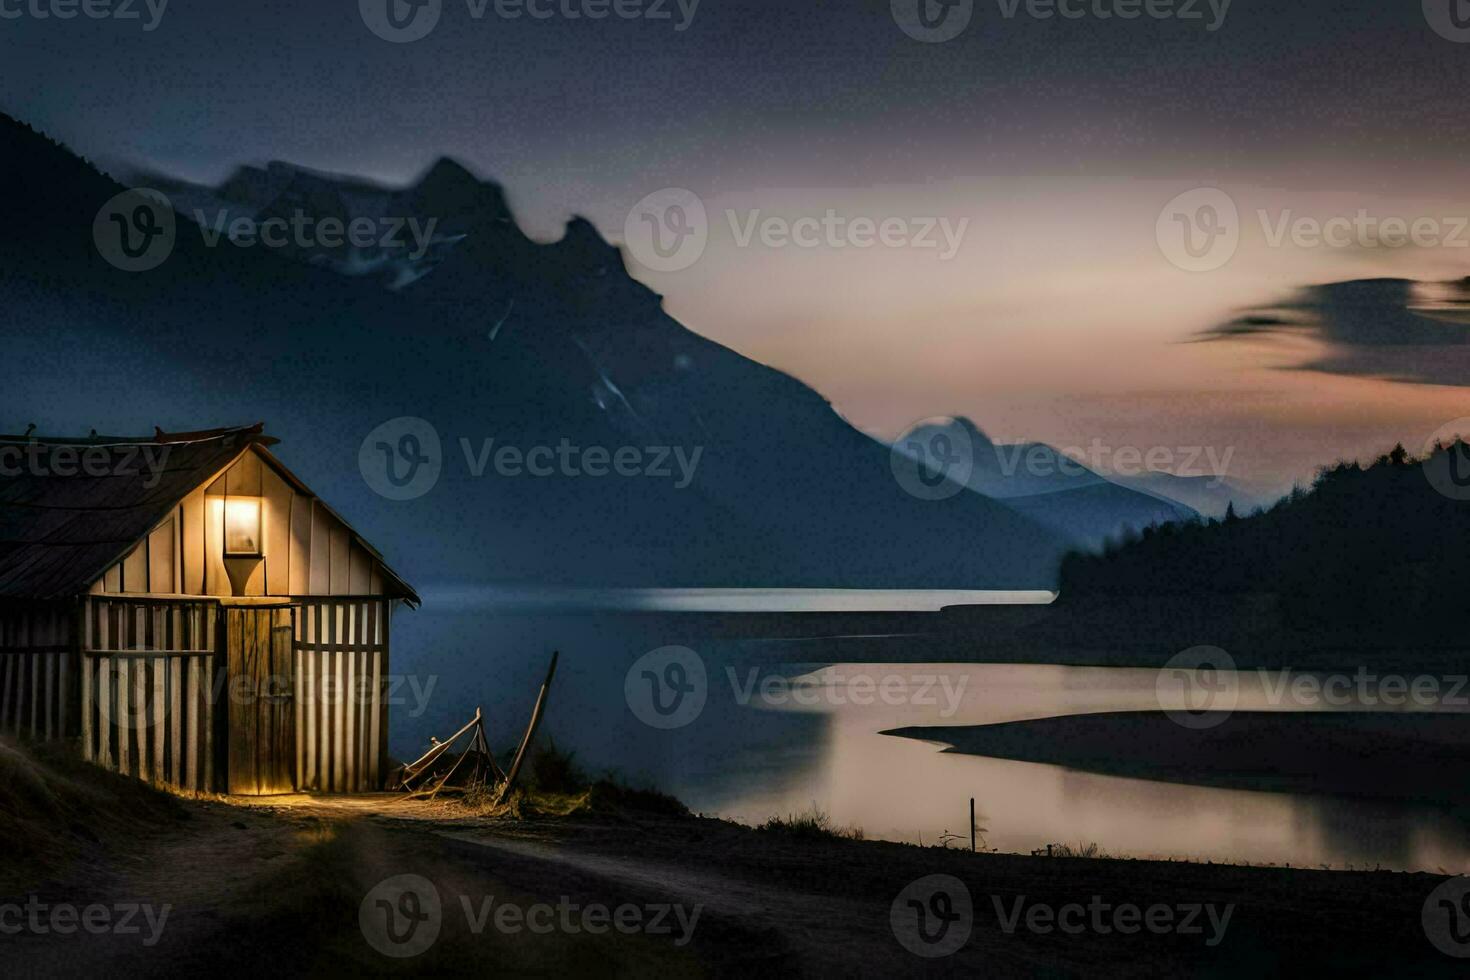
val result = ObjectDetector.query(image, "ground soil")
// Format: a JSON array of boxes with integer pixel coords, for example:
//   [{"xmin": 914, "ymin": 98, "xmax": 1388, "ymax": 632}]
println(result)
[{"xmin": 1, "ymin": 783, "xmax": 1463, "ymax": 978}]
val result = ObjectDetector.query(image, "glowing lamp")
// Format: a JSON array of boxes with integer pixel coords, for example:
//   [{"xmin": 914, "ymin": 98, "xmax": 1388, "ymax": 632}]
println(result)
[{"xmin": 224, "ymin": 496, "xmax": 262, "ymax": 557}]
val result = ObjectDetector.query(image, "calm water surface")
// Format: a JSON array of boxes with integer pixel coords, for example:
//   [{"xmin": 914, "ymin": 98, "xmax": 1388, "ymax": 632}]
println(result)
[{"xmin": 395, "ymin": 592, "xmax": 1470, "ymax": 874}]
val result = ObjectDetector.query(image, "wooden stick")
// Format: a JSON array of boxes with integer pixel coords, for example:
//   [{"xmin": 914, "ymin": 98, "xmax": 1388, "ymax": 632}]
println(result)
[
  {"xmin": 495, "ymin": 651, "xmax": 559, "ymax": 806},
  {"xmin": 400, "ymin": 708, "xmax": 483, "ymax": 775}
]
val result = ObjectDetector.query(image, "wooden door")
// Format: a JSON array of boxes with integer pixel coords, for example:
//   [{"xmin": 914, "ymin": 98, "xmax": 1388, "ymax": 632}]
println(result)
[{"xmin": 225, "ymin": 605, "xmax": 296, "ymax": 794}]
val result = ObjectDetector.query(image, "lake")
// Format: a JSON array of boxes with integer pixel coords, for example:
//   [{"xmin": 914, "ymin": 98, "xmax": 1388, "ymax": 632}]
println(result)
[{"xmin": 392, "ymin": 592, "xmax": 1470, "ymax": 874}]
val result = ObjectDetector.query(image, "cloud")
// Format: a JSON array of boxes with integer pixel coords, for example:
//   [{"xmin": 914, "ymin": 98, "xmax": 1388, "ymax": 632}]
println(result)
[{"xmin": 1196, "ymin": 278, "xmax": 1470, "ymax": 387}]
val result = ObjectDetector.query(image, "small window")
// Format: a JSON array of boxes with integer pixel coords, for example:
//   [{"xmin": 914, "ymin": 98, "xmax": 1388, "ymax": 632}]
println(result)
[{"xmin": 224, "ymin": 497, "xmax": 262, "ymax": 557}]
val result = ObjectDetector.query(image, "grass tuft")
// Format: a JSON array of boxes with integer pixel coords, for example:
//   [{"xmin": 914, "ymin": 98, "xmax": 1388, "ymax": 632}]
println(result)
[{"xmin": 757, "ymin": 805, "xmax": 864, "ymax": 841}]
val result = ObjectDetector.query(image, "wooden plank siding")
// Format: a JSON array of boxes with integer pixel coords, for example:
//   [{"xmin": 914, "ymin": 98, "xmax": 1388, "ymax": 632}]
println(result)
[
  {"xmin": 0, "ymin": 603, "xmax": 76, "ymax": 740},
  {"xmin": 94, "ymin": 452, "xmax": 399, "ymax": 601},
  {"xmin": 78, "ymin": 597, "xmax": 218, "ymax": 793},
  {"xmin": 294, "ymin": 599, "xmax": 390, "ymax": 793}
]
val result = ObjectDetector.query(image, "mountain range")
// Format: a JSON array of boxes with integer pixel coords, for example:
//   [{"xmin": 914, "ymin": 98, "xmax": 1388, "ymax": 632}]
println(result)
[{"xmin": 1, "ymin": 112, "xmax": 1209, "ymax": 589}]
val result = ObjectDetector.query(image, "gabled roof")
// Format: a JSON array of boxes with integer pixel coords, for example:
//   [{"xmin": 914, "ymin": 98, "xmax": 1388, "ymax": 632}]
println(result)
[{"xmin": 0, "ymin": 424, "xmax": 417, "ymax": 603}]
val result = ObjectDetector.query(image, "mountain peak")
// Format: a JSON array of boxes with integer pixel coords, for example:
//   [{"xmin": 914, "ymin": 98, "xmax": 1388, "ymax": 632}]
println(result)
[
  {"xmin": 408, "ymin": 156, "xmax": 509, "ymax": 223},
  {"xmin": 948, "ymin": 416, "xmax": 995, "ymax": 448}
]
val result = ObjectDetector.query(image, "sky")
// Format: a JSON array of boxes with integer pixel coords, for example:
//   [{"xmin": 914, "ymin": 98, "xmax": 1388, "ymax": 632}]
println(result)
[{"xmin": 3, "ymin": 0, "xmax": 1470, "ymax": 490}]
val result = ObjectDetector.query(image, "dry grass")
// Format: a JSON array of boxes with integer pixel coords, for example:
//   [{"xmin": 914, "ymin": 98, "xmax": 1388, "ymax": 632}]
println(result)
[
  {"xmin": 0, "ymin": 736, "xmax": 186, "ymax": 881},
  {"xmin": 757, "ymin": 805, "xmax": 864, "ymax": 841},
  {"xmin": 454, "ymin": 737, "xmax": 690, "ymax": 820}
]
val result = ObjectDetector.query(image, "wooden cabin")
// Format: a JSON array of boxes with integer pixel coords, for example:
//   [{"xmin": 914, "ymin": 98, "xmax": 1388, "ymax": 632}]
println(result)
[{"xmin": 0, "ymin": 424, "xmax": 418, "ymax": 795}]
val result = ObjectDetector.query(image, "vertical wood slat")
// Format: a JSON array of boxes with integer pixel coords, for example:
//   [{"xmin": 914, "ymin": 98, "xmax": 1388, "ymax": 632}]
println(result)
[
  {"xmin": 303, "ymin": 604, "xmax": 316, "ymax": 792},
  {"xmin": 1, "ymin": 652, "xmax": 12, "ymax": 734},
  {"xmin": 58, "ymin": 649, "xmax": 67, "ymax": 740},
  {"xmin": 334, "ymin": 606, "xmax": 346, "ymax": 793},
  {"xmin": 323, "ymin": 605, "xmax": 332, "ymax": 792},
  {"xmin": 44, "ymin": 652, "xmax": 54, "ymax": 740},
  {"xmin": 345, "ymin": 606, "xmax": 357, "ymax": 793},
  {"xmin": 294, "ymin": 631, "xmax": 305, "ymax": 791},
  {"xmin": 204, "ymin": 614, "xmax": 215, "ymax": 795},
  {"xmin": 171, "ymin": 657, "xmax": 183, "ymax": 786},
  {"xmin": 28, "ymin": 653, "xmax": 37, "ymax": 738},
  {"xmin": 81, "ymin": 648, "xmax": 93, "ymax": 762},
  {"xmin": 358, "ymin": 602, "xmax": 370, "ymax": 790},
  {"xmin": 186, "ymin": 656, "xmax": 200, "ymax": 792},
  {"xmin": 151, "ymin": 657, "xmax": 165, "ymax": 783},
  {"xmin": 14, "ymin": 652, "xmax": 25, "ymax": 736},
  {"xmin": 116, "ymin": 658, "xmax": 130, "ymax": 777},
  {"xmin": 134, "ymin": 657, "xmax": 148, "ymax": 783}
]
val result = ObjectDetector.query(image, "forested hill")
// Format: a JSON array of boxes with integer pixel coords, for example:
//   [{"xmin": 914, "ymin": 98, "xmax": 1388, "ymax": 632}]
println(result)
[{"xmin": 1059, "ymin": 441, "xmax": 1470, "ymax": 632}]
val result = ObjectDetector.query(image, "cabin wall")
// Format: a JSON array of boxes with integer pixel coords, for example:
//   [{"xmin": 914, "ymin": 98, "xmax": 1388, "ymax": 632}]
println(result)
[
  {"xmin": 92, "ymin": 451, "xmax": 390, "ymax": 599},
  {"xmin": 78, "ymin": 597, "xmax": 220, "ymax": 793},
  {"xmin": 294, "ymin": 598, "xmax": 392, "ymax": 793},
  {"xmin": 0, "ymin": 602, "xmax": 77, "ymax": 740},
  {"xmin": 73, "ymin": 595, "xmax": 394, "ymax": 795}
]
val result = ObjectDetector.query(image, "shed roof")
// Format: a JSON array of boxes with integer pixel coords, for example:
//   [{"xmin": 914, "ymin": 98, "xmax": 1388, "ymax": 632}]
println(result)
[{"xmin": 0, "ymin": 423, "xmax": 417, "ymax": 603}]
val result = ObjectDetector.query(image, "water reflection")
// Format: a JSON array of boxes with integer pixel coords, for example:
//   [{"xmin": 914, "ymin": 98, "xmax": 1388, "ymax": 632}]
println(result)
[{"xmin": 395, "ymin": 606, "xmax": 1470, "ymax": 873}]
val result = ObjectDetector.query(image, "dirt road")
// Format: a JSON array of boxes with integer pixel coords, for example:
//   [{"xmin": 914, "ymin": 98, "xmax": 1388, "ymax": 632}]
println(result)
[{"xmin": 1, "ymin": 791, "xmax": 1463, "ymax": 977}]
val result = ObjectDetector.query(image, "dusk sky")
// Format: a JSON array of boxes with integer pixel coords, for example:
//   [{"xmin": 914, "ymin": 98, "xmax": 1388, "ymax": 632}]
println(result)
[{"xmin": 5, "ymin": 0, "xmax": 1470, "ymax": 489}]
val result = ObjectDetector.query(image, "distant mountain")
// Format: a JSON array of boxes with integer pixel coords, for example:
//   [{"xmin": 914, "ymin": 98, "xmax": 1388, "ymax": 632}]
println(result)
[
  {"xmin": 892, "ymin": 418, "xmax": 1197, "ymax": 550},
  {"xmin": 0, "ymin": 111, "xmax": 1069, "ymax": 590},
  {"xmin": 1110, "ymin": 471, "xmax": 1273, "ymax": 520}
]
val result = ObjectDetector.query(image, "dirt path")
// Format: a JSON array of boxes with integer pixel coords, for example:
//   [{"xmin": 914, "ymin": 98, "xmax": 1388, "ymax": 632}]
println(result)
[{"xmin": 2, "ymin": 793, "xmax": 1463, "ymax": 977}]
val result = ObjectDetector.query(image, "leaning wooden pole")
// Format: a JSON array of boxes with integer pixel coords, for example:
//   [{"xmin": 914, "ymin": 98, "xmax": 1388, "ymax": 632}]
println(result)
[{"xmin": 494, "ymin": 651, "xmax": 559, "ymax": 805}]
